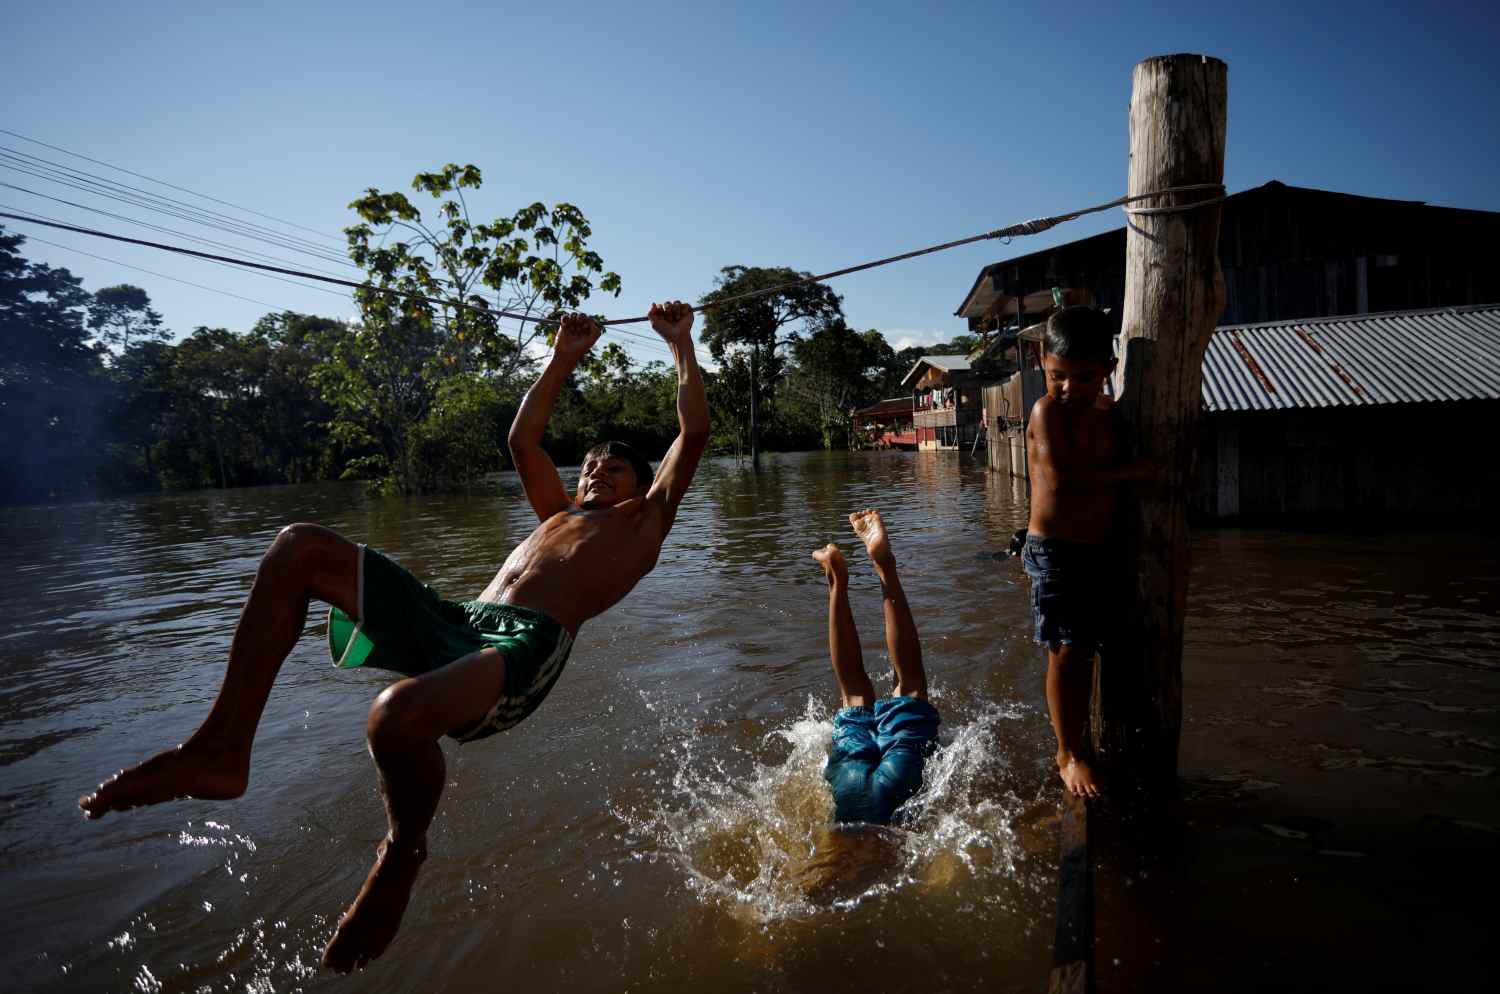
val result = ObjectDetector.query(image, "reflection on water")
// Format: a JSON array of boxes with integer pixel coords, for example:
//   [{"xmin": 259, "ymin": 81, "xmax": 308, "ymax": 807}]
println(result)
[{"xmin": 0, "ymin": 452, "xmax": 1496, "ymax": 992}]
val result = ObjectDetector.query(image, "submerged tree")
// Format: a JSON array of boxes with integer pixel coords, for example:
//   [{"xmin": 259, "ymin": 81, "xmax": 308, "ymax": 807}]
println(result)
[
  {"xmin": 786, "ymin": 321, "xmax": 894, "ymax": 450},
  {"xmin": 698, "ymin": 266, "xmax": 843, "ymax": 466},
  {"xmin": 345, "ymin": 163, "xmax": 620, "ymax": 379},
  {"xmin": 337, "ymin": 164, "xmax": 622, "ymax": 492},
  {"xmin": 0, "ymin": 226, "xmax": 111, "ymax": 502}
]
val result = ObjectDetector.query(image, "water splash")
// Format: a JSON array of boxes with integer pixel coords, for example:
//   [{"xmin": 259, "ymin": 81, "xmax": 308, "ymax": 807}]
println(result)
[{"xmin": 616, "ymin": 693, "xmax": 1029, "ymax": 923}]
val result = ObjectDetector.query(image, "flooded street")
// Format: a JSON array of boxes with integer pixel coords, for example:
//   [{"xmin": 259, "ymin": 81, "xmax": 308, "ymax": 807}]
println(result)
[{"xmin": 1, "ymin": 451, "xmax": 1496, "ymax": 992}]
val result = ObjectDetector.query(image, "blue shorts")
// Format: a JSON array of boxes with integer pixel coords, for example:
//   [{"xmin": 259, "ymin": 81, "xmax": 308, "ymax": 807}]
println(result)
[
  {"xmin": 1020, "ymin": 533, "xmax": 1125, "ymax": 654},
  {"xmin": 824, "ymin": 696, "xmax": 940, "ymax": 825}
]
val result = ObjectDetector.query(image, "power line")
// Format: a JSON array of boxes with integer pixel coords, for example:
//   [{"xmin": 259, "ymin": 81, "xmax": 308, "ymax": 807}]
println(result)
[
  {"xmin": 2, "ymin": 209, "xmax": 671, "ymax": 360},
  {"xmin": 0, "ymin": 210, "xmax": 672, "ymax": 352},
  {"xmin": 1, "ymin": 204, "xmax": 357, "ymax": 307},
  {"xmin": 1, "ymin": 181, "xmax": 1225, "ymax": 330},
  {"xmin": 21, "ymin": 231, "xmax": 305, "ymax": 313},
  {"xmin": 1, "ymin": 179, "xmax": 361, "ymax": 282},
  {"xmin": 0, "ymin": 152, "xmax": 354, "ymax": 268},
  {"xmin": 0, "ymin": 145, "xmax": 657, "ymax": 350},
  {"xmin": 0, "ymin": 127, "xmax": 348, "ymax": 247}
]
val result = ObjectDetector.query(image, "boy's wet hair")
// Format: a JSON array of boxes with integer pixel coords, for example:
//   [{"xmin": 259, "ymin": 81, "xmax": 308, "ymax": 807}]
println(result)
[
  {"xmin": 1044, "ymin": 306, "xmax": 1116, "ymax": 363},
  {"xmin": 584, "ymin": 440, "xmax": 654, "ymax": 492}
]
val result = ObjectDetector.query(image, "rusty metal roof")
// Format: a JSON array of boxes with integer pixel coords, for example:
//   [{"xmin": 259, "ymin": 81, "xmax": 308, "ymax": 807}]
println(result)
[
  {"xmin": 853, "ymin": 396, "xmax": 914, "ymax": 418},
  {"xmin": 1202, "ymin": 303, "xmax": 1500, "ymax": 412}
]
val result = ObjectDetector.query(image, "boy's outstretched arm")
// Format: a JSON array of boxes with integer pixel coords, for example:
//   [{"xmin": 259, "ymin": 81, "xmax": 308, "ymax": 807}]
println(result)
[
  {"xmin": 644, "ymin": 300, "xmax": 709, "ymax": 537},
  {"xmin": 507, "ymin": 313, "xmax": 599, "ymax": 523}
]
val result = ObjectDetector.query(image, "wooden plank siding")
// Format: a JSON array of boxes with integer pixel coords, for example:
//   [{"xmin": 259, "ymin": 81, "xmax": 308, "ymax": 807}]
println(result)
[{"xmin": 1191, "ymin": 401, "xmax": 1500, "ymax": 521}]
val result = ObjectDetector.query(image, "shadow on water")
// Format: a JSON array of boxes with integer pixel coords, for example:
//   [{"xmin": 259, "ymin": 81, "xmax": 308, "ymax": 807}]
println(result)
[{"xmin": 1044, "ymin": 524, "xmax": 1500, "ymax": 994}]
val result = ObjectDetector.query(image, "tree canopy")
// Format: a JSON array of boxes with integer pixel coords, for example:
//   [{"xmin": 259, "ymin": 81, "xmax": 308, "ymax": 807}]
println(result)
[
  {"xmin": 698, "ymin": 265, "xmax": 845, "ymax": 462},
  {"xmin": 1, "ymin": 199, "xmax": 967, "ymax": 506}
]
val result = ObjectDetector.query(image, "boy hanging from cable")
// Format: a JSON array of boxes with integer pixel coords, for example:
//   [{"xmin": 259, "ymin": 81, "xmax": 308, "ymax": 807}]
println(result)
[{"xmin": 79, "ymin": 301, "xmax": 709, "ymax": 972}]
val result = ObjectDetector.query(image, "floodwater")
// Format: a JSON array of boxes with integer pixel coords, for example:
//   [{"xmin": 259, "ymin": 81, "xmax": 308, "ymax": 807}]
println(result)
[{"xmin": 0, "ymin": 451, "xmax": 1496, "ymax": 993}]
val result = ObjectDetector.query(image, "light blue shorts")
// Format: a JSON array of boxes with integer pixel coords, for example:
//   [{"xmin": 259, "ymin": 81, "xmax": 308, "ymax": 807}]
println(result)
[{"xmin": 823, "ymin": 696, "xmax": 940, "ymax": 825}]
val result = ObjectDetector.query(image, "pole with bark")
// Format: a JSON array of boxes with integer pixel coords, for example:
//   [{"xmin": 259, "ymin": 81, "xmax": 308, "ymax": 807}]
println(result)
[{"xmin": 1104, "ymin": 53, "xmax": 1228, "ymax": 792}]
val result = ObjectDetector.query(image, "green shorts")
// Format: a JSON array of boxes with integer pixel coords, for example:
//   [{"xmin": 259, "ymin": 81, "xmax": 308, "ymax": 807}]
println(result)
[{"xmin": 326, "ymin": 546, "xmax": 574, "ymax": 743}]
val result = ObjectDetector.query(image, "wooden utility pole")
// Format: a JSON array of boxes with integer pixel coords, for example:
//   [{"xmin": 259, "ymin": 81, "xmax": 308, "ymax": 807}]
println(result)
[
  {"xmin": 749, "ymin": 343, "xmax": 761, "ymax": 468},
  {"xmin": 1106, "ymin": 54, "xmax": 1228, "ymax": 790}
]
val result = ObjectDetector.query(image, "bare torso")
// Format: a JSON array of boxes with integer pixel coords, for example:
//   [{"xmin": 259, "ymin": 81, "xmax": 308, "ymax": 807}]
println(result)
[
  {"xmin": 478, "ymin": 499, "xmax": 665, "ymax": 633},
  {"xmin": 1026, "ymin": 397, "xmax": 1122, "ymax": 545}
]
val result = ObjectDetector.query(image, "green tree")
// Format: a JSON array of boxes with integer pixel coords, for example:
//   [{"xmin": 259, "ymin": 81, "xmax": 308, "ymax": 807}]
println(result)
[
  {"xmin": 410, "ymin": 372, "xmax": 513, "ymax": 493},
  {"xmin": 698, "ymin": 266, "xmax": 843, "ymax": 466},
  {"xmin": 704, "ymin": 353, "xmax": 754, "ymax": 460},
  {"xmin": 0, "ymin": 226, "xmax": 111, "ymax": 503},
  {"xmin": 106, "ymin": 339, "xmax": 175, "ymax": 489},
  {"xmin": 787, "ymin": 321, "xmax": 891, "ymax": 449},
  {"xmin": 312, "ymin": 313, "xmax": 438, "ymax": 490},
  {"xmin": 250, "ymin": 312, "xmax": 345, "ymax": 483},
  {"xmin": 88, "ymin": 284, "xmax": 167, "ymax": 354},
  {"xmin": 336, "ymin": 164, "xmax": 621, "ymax": 492},
  {"xmin": 160, "ymin": 326, "xmax": 267, "ymax": 489}
]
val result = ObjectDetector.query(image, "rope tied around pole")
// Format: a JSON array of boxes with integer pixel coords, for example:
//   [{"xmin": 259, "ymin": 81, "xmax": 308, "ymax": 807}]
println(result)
[
  {"xmin": 1122, "ymin": 183, "xmax": 1226, "ymax": 217},
  {"xmin": 0, "ymin": 182, "xmax": 1225, "ymax": 331}
]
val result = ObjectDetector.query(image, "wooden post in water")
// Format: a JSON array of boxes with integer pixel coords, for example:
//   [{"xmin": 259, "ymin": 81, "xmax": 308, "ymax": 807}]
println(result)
[{"xmin": 1105, "ymin": 54, "xmax": 1228, "ymax": 790}]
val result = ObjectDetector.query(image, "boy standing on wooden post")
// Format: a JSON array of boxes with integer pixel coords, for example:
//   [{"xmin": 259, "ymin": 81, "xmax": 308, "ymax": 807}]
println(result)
[{"xmin": 1022, "ymin": 306, "xmax": 1153, "ymax": 797}]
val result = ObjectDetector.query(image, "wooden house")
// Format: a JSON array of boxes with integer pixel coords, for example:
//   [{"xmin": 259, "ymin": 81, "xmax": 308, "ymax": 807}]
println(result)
[
  {"xmin": 960, "ymin": 182, "xmax": 1500, "ymax": 520},
  {"xmin": 956, "ymin": 181, "xmax": 1500, "ymax": 333},
  {"xmin": 981, "ymin": 304, "xmax": 1500, "ymax": 520},
  {"xmin": 852, "ymin": 396, "xmax": 916, "ymax": 449},
  {"xmin": 1193, "ymin": 303, "xmax": 1500, "ymax": 520},
  {"xmin": 901, "ymin": 355, "xmax": 986, "ymax": 450}
]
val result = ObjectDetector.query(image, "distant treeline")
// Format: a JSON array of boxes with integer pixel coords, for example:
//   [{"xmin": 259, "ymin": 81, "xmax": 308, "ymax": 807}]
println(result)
[{"xmin": 2, "ymin": 170, "xmax": 978, "ymax": 505}]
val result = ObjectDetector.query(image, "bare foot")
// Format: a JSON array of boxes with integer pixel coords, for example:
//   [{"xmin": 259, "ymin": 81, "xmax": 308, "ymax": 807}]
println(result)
[
  {"xmin": 849, "ymin": 509, "xmax": 893, "ymax": 566},
  {"xmin": 1057, "ymin": 750, "xmax": 1102, "ymax": 798},
  {"xmin": 79, "ymin": 740, "xmax": 248, "ymax": 820},
  {"xmin": 812, "ymin": 543, "xmax": 847, "ymax": 583},
  {"xmin": 322, "ymin": 838, "xmax": 427, "ymax": 973}
]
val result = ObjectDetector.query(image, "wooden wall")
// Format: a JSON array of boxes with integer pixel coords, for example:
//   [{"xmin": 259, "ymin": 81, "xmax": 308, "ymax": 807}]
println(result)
[{"xmin": 1193, "ymin": 401, "xmax": 1500, "ymax": 522}]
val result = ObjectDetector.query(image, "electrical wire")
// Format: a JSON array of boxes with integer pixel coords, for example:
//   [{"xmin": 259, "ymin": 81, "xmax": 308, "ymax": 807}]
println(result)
[
  {"xmin": 21, "ymin": 232, "xmax": 299, "ymax": 312},
  {"xmin": 0, "ymin": 145, "xmax": 663, "ymax": 352},
  {"xmin": 0, "ymin": 127, "xmax": 348, "ymax": 247},
  {"xmin": 0, "ymin": 182, "xmax": 1223, "ymax": 335},
  {"xmin": 0, "ymin": 150, "xmax": 353, "ymax": 268}
]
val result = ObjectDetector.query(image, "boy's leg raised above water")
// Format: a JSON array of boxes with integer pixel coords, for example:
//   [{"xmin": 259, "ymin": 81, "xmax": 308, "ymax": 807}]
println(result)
[
  {"xmin": 849, "ymin": 509, "xmax": 927, "ymax": 700},
  {"xmin": 79, "ymin": 523, "xmax": 360, "ymax": 818},
  {"xmin": 813, "ymin": 543, "xmax": 875, "ymax": 708}
]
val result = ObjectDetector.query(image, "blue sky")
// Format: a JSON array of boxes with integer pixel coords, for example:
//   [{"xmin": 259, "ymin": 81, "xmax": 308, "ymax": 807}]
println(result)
[{"xmin": 3, "ymin": 1, "xmax": 1496, "ymax": 364}]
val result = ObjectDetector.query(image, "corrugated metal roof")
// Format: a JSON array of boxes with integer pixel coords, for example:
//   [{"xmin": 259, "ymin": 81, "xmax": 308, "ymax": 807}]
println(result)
[
  {"xmin": 853, "ymin": 396, "xmax": 914, "ymax": 418},
  {"xmin": 1202, "ymin": 304, "xmax": 1500, "ymax": 412},
  {"xmin": 899, "ymin": 353, "xmax": 974, "ymax": 390},
  {"xmin": 916, "ymin": 355, "xmax": 973, "ymax": 371}
]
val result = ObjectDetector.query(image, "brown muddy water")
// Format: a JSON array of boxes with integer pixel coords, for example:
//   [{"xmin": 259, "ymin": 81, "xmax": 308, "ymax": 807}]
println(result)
[{"xmin": 0, "ymin": 451, "xmax": 1495, "ymax": 993}]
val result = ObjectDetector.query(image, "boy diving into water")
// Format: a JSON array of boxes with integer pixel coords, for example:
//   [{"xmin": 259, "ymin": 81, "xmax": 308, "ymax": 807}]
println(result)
[
  {"xmin": 813, "ymin": 510, "xmax": 939, "ymax": 827},
  {"xmin": 78, "ymin": 302, "xmax": 709, "ymax": 972},
  {"xmin": 1021, "ymin": 306, "xmax": 1152, "ymax": 798}
]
